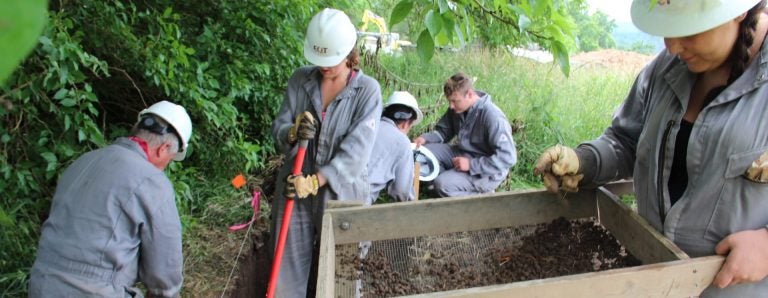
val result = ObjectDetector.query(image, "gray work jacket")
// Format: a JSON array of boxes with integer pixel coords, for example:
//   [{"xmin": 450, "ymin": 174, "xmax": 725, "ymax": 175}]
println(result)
[
  {"xmin": 368, "ymin": 118, "xmax": 416, "ymax": 205},
  {"xmin": 580, "ymin": 40, "xmax": 768, "ymax": 295},
  {"xmin": 29, "ymin": 137, "xmax": 183, "ymax": 298},
  {"xmin": 272, "ymin": 67, "xmax": 382, "ymax": 203},
  {"xmin": 420, "ymin": 91, "xmax": 517, "ymax": 181}
]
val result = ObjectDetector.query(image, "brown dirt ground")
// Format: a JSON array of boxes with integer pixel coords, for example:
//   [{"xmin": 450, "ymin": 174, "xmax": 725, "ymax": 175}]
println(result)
[
  {"xmin": 571, "ymin": 49, "xmax": 655, "ymax": 73},
  {"xmin": 182, "ymin": 157, "xmax": 281, "ymax": 297}
]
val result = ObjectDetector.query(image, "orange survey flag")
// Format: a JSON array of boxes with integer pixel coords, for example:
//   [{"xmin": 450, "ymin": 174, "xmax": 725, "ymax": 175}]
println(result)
[{"xmin": 231, "ymin": 174, "xmax": 246, "ymax": 189}]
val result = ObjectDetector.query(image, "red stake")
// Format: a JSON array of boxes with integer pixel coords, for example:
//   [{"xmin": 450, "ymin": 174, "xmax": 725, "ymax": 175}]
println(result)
[{"xmin": 267, "ymin": 139, "xmax": 309, "ymax": 298}]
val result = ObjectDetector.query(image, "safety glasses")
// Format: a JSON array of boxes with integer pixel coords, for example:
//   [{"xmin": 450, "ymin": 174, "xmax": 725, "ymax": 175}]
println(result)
[{"xmin": 138, "ymin": 116, "xmax": 183, "ymax": 152}]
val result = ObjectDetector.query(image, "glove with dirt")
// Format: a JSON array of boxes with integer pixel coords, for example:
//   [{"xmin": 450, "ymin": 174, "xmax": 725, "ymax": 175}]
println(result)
[
  {"xmin": 534, "ymin": 144, "xmax": 584, "ymax": 193},
  {"xmin": 288, "ymin": 111, "xmax": 316, "ymax": 144},
  {"xmin": 285, "ymin": 174, "xmax": 319, "ymax": 199},
  {"xmin": 745, "ymin": 150, "xmax": 768, "ymax": 183}
]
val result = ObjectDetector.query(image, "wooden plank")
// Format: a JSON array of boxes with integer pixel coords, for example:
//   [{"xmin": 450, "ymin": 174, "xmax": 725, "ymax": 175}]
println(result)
[
  {"xmin": 413, "ymin": 161, "xmax": 420, "ymax": 201},
  {"xmin": 403, "ymin": 256, "xmax": 724, "ymax": 298},
  {"xmin": 596, "ymin": 187, "xmax": 689, "ymax": 263},
  {"xmin": 316, "ymin": 214, "xmax": 335, "ymax": 298},
  {"xmin": 327, "ymin": 188, "xmax": 597, "ymax": 244},
  {"xmin": 326, "ymin": 200, "xmax": 364, "ymax": 209}
]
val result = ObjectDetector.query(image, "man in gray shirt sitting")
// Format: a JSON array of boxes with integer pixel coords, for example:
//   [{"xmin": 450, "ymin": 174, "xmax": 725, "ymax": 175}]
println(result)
[{"xmin": 413, "ymin": 73, "xmax": 517, "ymax": 197}]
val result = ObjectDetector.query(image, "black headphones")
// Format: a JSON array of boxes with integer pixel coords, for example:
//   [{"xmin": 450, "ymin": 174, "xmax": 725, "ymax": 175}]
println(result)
[{"xmin": 138, "ymin": 116, "xmax": 183, "ymax": 151}]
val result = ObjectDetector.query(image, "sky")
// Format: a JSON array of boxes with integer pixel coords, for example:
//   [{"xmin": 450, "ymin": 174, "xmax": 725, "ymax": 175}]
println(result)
[{"xmin": 587, "ymin": 0, "xmax": 633, "ymax": 23}]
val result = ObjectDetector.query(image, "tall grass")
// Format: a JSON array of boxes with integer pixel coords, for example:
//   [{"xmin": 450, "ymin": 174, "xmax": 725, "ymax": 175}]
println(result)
[{"xmin": 377, "ymin": 48, "xmax": 641, "ymax": 190}]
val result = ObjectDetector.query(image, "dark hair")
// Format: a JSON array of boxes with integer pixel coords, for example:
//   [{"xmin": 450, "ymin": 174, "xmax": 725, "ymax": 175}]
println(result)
[
  {"xmin": 346, "ymin": 48, "xmax": 360, "ymax": 70},
  {"xmin": 443, "ymin": 72, "xmax": 473, "ymax": 97},
  {"xmin": 383, "ymin": 104, "xmax": 416, "ymax": 124},
  {"xmin": 727, "ymin": 0, "xmax": 766, "ymax": 84}
]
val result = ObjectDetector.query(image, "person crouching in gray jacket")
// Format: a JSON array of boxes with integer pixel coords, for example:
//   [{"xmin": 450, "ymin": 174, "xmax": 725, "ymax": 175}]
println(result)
[
  {"xmin": 29, "ymin": 101, "xmax": 192, "ymax": 298},
  {"xmin": 368, "ymin": 91, "xmax": 423, "ymax": 205},
  {"xmin": 413, "ymin": 72, "xmax": 517, "ymax": 198}
]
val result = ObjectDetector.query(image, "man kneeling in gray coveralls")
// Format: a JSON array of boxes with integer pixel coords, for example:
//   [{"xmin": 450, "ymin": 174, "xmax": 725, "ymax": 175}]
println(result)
[
  {"xmin": 29, "ymin": 101, "xmax": 192, "ymax": 298},
  {"xmin": 413, "ymin": 72, "xmax": 517, "ymax": 197}
]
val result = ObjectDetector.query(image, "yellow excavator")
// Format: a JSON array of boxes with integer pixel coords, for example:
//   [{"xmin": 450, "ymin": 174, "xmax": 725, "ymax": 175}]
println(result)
[{"xmin": 358, "ymin": 10, "xmax": 412, "ymax": 53}]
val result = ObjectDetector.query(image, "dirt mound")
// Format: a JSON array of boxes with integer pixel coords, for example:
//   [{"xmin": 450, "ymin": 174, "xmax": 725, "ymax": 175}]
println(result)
[{"xmin": 571, "ymin": 49, "xmax": 655, "ymax": 72}]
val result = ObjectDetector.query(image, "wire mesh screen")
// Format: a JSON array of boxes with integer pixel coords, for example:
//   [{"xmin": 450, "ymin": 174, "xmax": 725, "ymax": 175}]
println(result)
[{"xmin": 333, "ymin": 217, "xmax": 640, "ymax": 297}]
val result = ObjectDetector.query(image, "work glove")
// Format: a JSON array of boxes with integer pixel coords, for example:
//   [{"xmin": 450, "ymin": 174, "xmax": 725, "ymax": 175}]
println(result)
[
  {"xmin": 288, "ymin": 111, "xmax": 316, "ymax": 145},
  {"xmin": 745, "ymin": 150, "xmax": 768, "ymax": 183},
  {"xmin": 534, "ymin": 144, "xmax": 583, "ymax": 193},
  {"xmin": 285, "ymin": 174, "xmax": 319, "ymax": 199}
]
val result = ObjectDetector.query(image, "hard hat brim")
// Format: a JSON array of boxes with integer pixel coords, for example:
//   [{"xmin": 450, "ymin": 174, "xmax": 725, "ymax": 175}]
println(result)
[
  {"xmin": 631, "ymin": 0, "xmax": 760, "ymax": 38},
  {"xmin": 173, "ymin": 151, "xmax": 186, "ymax": 161},
  {"xmin": 412, "ymin": 143, "xmax": 440, "ymax": 181}
]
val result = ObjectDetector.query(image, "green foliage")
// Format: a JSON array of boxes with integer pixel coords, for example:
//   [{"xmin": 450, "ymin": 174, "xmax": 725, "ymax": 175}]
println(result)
[
  {"xmin": 0, "ymin": 0, "xmax": 48, "ymax": 85},
  {"xmin": 1, "ymin": 12, "xmax": 109, "ymax": 294},
  {"xmin": 621, "ymin": 40, "xmax": 657, "ymax": 55},
  {"xmin": 568, "ymin": 2, "xmax": 617, "ymax": 52},
  {"xmin": 1, "ymin": 0, "xmax": 339, "ymax": 294},
  {"xmin": 388, "ymin": 0, "xmax": 580, "ymax": 76}
]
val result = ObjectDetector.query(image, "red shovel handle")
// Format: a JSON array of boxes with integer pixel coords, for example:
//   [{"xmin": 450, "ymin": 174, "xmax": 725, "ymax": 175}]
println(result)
[{"xmin": 267, "ymin": 139, "xmax": 309, "ymax": 298}]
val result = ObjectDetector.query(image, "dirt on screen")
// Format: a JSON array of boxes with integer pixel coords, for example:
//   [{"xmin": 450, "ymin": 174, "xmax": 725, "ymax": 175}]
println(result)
[{"xmin": 342, "ymin": 217, "xmax": 641, "ymax": 297}]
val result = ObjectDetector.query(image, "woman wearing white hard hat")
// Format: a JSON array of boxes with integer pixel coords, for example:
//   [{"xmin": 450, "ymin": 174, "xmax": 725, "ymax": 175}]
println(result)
[
  {"xmin": 535, "ymin": 0, "xmax": 768, "ymax": 295},
  {"xmin": 367, "ymin": 91, "xmax": 425, "ymax": 205},
  {"xmin": 269, "ymin": 8, "xmax": 382, "ymax": 297}
]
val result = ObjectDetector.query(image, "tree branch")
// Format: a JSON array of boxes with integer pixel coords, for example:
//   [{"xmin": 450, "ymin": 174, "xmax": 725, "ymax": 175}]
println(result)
[{"xmin": 470, "ymin": 0, "xmax": 547, "ymax": 40}]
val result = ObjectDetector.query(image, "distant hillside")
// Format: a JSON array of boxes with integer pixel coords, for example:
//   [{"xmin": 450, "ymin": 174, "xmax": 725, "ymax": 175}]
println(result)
[{"xmin": 612, "ymin": 21, "xmax": 665, "ymax": 55}]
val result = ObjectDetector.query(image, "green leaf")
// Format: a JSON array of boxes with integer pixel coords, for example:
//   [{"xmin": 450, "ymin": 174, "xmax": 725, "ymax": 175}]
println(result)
[
  {"xmin": 390, "ymin": 0, "xmax": 414, "ymax": 30},
  {"xmin": 518, "ymin": 14, "xmax": 531, "ymax": 32},
  {"xmin": 0, "ymin": 0, "xmax": 47, "ymax": 85},
  {"xmin": 60, "ymin": 98, "xmax": 76, "ymax": 107},
  {"xmin": 41, "ymin": 151, "xmax": 57, "ymax": 172},
  {"xmin": 416, "ymin": 29, "xmax": 434, "ymax": 61},
  {"xmin": 53, "ymin": 88, "xmax": 68, "ymax": 99},
  {"xmin": 552, "ymin": 41, "xmax": 570, "ymax": 77},
  {"xmin": 437, "ymin": 0, "xmax": 451, "ymax": 14},
  {"xmin": 425, "ymin": 10, "xmax": 443, "ymax": 38},
  {"xmin": 64, "ymin": 114, "xmax": 71, "ymax": 131},
  {"xmin": 0, "ymin": 206, "xmax": 13, "ymax": 227},
  {"xmin": 441, "ymin": 13, "xmax": 455, "ymax": 41}
]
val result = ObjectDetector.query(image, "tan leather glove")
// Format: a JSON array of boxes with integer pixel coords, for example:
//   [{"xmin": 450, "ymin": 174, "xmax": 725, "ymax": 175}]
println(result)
[
  {"xmin": 745, "ymin": 151, "xmax": 768, "ymax": 182},
  {"xmin": 288, "ymin": 111, "xmax": 316, "ymax": 144},
  {"xmin": 285, "ymin": 174, "xmax": 319, "ymax": 199},
  {"xmin": 534, "ymin": 144, "xmax": 584, "ymax": 193}
]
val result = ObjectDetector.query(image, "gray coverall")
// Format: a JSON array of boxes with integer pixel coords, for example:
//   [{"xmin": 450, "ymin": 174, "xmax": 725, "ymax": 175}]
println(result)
[
  {"xmin": 577, "ymin": 38, "xmax": 768, "ymax": 296},
  {"xmin": 270, "ymin": 67, "xmax": 381, "ymax": 297},
  {"xmin": 420, "ymin": 91, "xmax": 517, "ymax": 197},
  {"xmin": 367, "ymin": 117, "xmax": 416, "ymax": 205},
  {"xmin": 29, "ymin": 137, "xmax": 183, "ymax": 298}
]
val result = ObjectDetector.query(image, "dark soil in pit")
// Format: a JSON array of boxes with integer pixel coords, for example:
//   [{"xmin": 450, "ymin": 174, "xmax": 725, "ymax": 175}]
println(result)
[{"xmin": 340, "ymin": 217, "xmax": 641, "ymax": 297}]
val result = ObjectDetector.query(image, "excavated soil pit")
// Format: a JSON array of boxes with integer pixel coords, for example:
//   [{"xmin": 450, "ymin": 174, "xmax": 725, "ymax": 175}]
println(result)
[{"xmin": 335, "ymin": 217, "xmax": 641, "ymax": 297}]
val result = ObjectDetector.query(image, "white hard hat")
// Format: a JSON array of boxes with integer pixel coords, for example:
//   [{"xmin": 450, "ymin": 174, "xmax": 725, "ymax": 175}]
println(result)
[
  {"xmin": 631, "ymin": 0, "xmax": 760, "ymax": 38},
  {"xmin": 385, "ymin": 91, "xmax": 423, "ymax": 126},
  {"xmin": 411, "ymin": 144, "xmax": 440, "ymax": 181},
  {"xmin": 139, "ymin": 100, "xmax": 193, "ymax": 161},
  {"xmin": 304, "ymin": 8, "xmax": 357, "ymax": 67}
]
